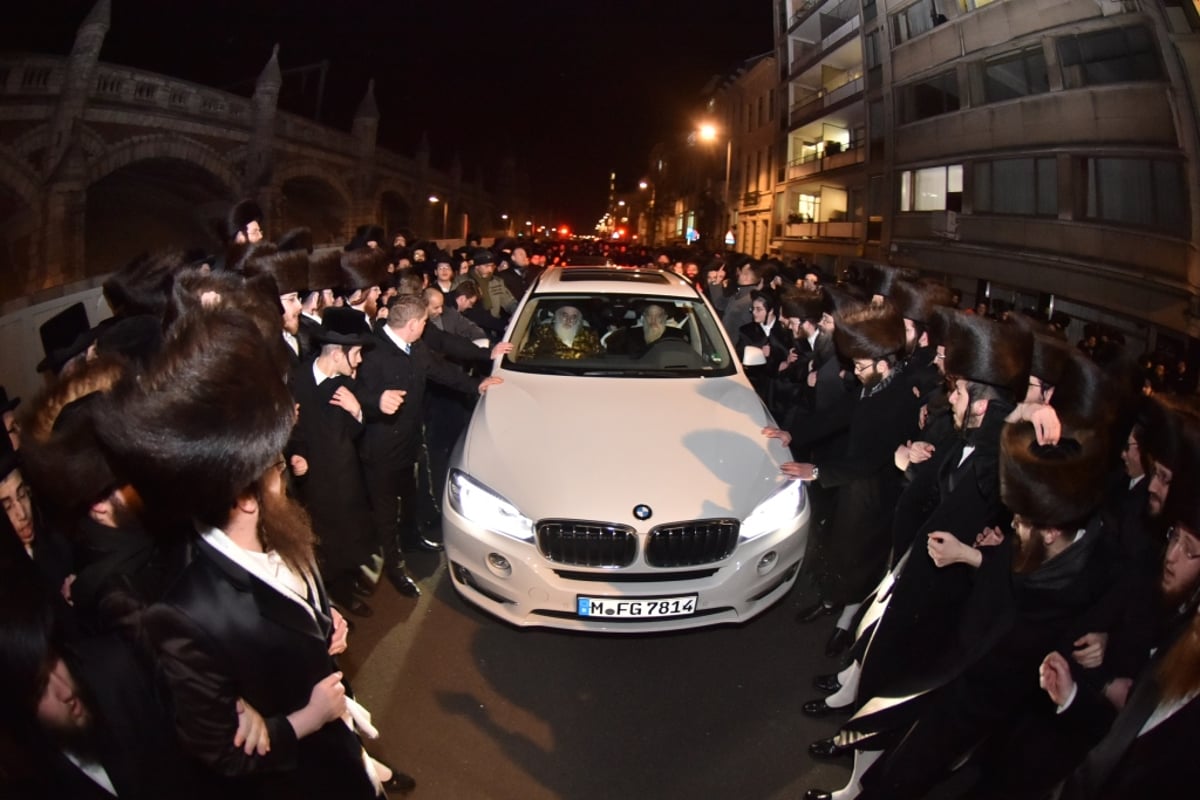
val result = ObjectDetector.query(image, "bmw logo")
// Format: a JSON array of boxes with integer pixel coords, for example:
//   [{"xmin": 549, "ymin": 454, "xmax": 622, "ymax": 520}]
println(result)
[{"xmin": 633, "ymin": 504, "xmax": 652, "ymax": 521}]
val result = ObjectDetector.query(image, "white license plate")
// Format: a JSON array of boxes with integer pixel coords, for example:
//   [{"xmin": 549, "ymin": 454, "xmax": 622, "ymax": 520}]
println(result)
[{"xmin": 576, "ymin": 594, "xmax": 697, "ymax": 619}]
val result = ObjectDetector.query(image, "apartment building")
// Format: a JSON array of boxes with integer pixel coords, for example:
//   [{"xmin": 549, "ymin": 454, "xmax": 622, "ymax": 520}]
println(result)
[{"xmin": 773, "ymin": 0, "xmax": 1200, "ymax": 338}]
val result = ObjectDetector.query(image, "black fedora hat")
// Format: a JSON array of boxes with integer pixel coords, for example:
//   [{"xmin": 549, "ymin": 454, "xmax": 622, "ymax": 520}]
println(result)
[
  {"xmin": 36, "ymin": 302, "xmax": 93, "ymax": 374},
  {"xmin": 0, "ymin": 386, "xmax": 18, "ymax": 415},
  {"xmin": 312, "ymin": 307, "xmax": 377, "ymax": 348}
]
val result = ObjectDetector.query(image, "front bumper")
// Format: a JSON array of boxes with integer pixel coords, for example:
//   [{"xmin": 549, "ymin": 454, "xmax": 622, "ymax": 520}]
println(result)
[{"xmin": 442, "ymin": 502, "xmax": 809, "ymax": 633}]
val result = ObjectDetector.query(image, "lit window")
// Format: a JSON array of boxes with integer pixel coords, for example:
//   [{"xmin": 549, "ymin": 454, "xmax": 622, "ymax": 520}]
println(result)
[{"xmin": 899, "ymin": 165, "xmax": 963, "ymax": 212}]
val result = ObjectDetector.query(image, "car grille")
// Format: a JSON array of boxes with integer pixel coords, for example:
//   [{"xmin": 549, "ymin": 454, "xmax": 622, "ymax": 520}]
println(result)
[
  {"xmin": 537, "ymin": 518, "xmax": 741, "ymax": 568},
  {"xmin": 645, "ymin": 519, "xmax": 740, "ymax": 567},
  {"xmin": 537, "ymin": 520, "xmax": 638, "ymax": 567}
]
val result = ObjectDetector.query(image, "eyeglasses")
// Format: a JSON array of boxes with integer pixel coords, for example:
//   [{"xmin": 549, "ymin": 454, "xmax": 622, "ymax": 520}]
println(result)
[
  {"xmin": 1167, "ymin": 527, "xmax": 1200, "ymax": 560},
  {"xmin": 853, "ymin": 362, "xmax": 874, "ymax": 375}
]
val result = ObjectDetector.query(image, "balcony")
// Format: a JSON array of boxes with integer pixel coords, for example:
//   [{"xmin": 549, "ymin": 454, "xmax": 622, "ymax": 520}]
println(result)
[
  {"xmin": 788, "ymin": 10, "xmax": 861, "ymax": 78},
  {"xmin": 787, "ymin": 140, "xmax": 866, "ymax": 181},
  {"xmin": 789, "ymin": 73, "xmax": 864, "ymax": 128},
  {"xmin": 782, "ymin": 220, "xmax": 864, "ymax": 240}
]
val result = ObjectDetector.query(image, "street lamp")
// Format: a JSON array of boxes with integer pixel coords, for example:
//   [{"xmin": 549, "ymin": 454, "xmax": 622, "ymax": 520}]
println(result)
[
  {"xmin": 428, "ymin": 194, "xmax": 448, "ymax": 239},
  {"xmin": 698, "ymin": 123, "xmax": 733, "ymax": 247},
  {"xmin": 638, "ymin": 179, "xmax": 657, "ymax": 246},
  {"xmin": 500, "ymin": 213, "xmax": 511, "ymax": 236}
]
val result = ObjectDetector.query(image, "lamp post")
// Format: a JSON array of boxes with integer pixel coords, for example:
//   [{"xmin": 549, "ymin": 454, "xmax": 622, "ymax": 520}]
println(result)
[
  {"xmin": 698, "ymin": 123, "xmax": 732, "ymax": 247},
  {"xmin": 639, "ymin": 179, "xmax": 657, "ymax": 247},
  {"xmin": 428, "ymin": 194, "xmax": 448, "ymax": 239},
  {"xmin": 501, "ymin": 213, "xmax": 511, "ymax": 236}
]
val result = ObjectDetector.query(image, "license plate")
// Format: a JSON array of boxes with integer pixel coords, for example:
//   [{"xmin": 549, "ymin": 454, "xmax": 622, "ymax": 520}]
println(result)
[{"xmin": 576, "ymin": 594, "xmax": 697, "ymax": 619}]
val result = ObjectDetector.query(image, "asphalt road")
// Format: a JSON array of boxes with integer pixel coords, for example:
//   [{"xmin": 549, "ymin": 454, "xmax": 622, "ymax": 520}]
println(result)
[{"xmin": 340, "ymin": 551, "xmax": 857, "ymax": 800}]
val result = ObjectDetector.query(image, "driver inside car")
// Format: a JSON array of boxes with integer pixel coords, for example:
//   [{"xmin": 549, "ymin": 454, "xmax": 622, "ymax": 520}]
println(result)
[{"xmin": 604, "ymin": 303, "xmax": 687, "ymax": 357}]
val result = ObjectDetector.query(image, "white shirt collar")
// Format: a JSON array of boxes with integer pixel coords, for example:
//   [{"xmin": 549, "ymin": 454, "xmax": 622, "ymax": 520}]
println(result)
[
  {"xmin": 382, "ymin": 324, "xmax": 410, "ymax": 354},
  {"xmin": 282, "ymin": 331, "xmax": 299, "ymax": 356},
  {"xmin": 199, "ymin": 526, "xmax": 317, "ymax": 622},
  {"xmin": 312, "ymin": 359, "xmax": 333, "ymax": 386}
]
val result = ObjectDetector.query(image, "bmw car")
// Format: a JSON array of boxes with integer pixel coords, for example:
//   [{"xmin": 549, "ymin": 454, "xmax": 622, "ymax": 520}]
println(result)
[{"xmin": 442, "ymin": 266, "xmax": 809, "ymax": 632}]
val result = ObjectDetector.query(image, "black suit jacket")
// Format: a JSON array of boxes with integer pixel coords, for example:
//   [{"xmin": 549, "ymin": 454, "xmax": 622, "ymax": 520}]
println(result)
[
  {"xmin": 358, "ymin": 327, "xmax": 479, "ymax": 465},
  {"xmin": 143, "ymin": 538, "xmax": 376, "ymax": 800}
]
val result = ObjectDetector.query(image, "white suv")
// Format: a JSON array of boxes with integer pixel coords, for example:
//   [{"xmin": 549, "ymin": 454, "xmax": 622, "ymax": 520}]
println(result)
[{"xmin": 442, "ymin": 266, "xmax": 809, "ymax": 631}]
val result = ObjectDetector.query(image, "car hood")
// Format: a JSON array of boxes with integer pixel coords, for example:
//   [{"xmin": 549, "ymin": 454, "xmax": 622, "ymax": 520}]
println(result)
[{"xmin": 459, "ymin": 371, "xmax": 792, "ymax": 528}]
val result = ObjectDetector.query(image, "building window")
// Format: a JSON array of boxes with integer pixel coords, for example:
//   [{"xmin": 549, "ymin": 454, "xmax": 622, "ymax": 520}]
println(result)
[
  {"xmin": 768, "ymin": 88, "xmax": 775, "ymax": 122},
  {"xmin": 1085, "ymin": 157, "xmax": 1188, "ymax": 236},
  {"xmin": 1058, "ymin": 25, "xmax": 1163, "ymax": 89},
  {"xmin": 896, "ymin": 70, "xmax": 961, "ymax": 124},
  {"xmin": 865, "ymin": 30, "xmax": 882, "ymax": 70},
  {"xmin": 973, "ymin": 158, "xmax": 1057, "ymax": 216},
  {"xmin": 957, "ymin": 0, "xmax": 996, "ymax": 10},
  {"xmin": 980, "ymin": 46, "xmax": 1049, "ymax": 103},
  {"xmin": 891, "ymin": 0, "xmax": 937, "ymax": 45},
  {"xmin": 900, "ymin": 164, "xmax": 963, "ymax": 211},
  {"xmin": 758, "ymin": 96, "xmax": 765, "ymax": 128},
  {"xmin": 863, "ymin": 0, "xmax": 877, "ymax": 21}
]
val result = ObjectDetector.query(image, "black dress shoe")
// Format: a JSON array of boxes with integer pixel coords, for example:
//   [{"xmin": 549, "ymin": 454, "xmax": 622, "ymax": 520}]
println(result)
[
  {"xmin": 415, "ymin": 536, "xmax": 444, "ymax": 553},
  {"xmin": 804, "ymin": 790, "xmax": 832, "ymax": 800},
  {"xmin": 812, "ymin": 672, "xmax": 842, "ymax": 694},
  {"xmin": 825, "ymin": 627, "xmax": 854, "ymax": 658},
  {"xmin": 796, "ymin": 599, "xmax": 837, "ymax": 623},
  {"xmin": 386, "ymin": 566, "xmax": 422, "ymax": 597},
  {"xmin": 802, "ymin": 698, "xmax": 852, "ymax": 718},
  {"xmin": 808, "ymin": 736, "xmax": 852, "ymax": 759},
  {"xmin": 374, "ymin": 759, "xmax": 416, "ymax": 795},
  {"xmin": 351, "ymin": 575, "xmax": 376, "ymax": 598}
]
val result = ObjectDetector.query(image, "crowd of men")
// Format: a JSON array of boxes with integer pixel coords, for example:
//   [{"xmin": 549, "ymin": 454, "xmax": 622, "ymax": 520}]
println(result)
[{"xmin": 0, "ymin": 197, "xmax": 1197, "ymax": 799}]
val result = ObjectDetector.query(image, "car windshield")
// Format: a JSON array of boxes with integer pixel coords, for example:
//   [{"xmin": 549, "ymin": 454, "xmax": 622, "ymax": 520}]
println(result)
[{"xmin": 504, "ymin": 293, "xmax": 736, "ymax": 377}]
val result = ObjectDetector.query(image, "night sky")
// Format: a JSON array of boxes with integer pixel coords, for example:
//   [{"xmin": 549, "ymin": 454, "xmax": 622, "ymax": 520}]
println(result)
[{"xmin": 2, "ymin": 0, "xmax": 775, "ymax": 230}]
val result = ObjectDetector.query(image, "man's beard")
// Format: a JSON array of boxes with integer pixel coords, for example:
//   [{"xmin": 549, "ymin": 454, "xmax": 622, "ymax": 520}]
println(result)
[
  {"xmin": 858, "ymin": 370, "xmax": 883, "ymax": 390},
  {"xmin": 1013, "ymin": 531, "xmax": 1048, "ymax": 574},
  {"xmin": 361, "ymin": 296, "xmax": 378, "ymax": 320},
  {"xmin": 1157, "ymin": 613, "xmax": 1200, "ymax": 702},
  {"xmin": 257, "ymin": 489, "xmax": 317, "ymax": 575},
  {"xmin": 643, "ymin": 322, "xmax": 665, "ymax": 343},
  {"xmin": 554, "ymin": 321, "xmax": 580, "ymax": 346}
]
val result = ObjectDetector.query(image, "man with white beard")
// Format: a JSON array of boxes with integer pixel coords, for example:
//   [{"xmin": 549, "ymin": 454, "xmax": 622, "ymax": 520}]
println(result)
[{"xmin": 520, "ymin": 304, "xmax": 601, "ymax": 360}]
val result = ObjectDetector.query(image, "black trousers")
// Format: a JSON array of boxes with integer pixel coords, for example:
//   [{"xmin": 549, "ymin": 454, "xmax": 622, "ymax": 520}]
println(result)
[{"xmin": 361, "ymin": 457, "xmax": 418, "ymax": 565}]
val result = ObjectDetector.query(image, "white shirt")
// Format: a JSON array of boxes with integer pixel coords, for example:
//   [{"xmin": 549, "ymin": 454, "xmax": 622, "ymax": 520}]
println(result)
[
  {"xmin": 313, "ymin": 359, "xmax": 333, "ymax": 387},
  {"xmin": 199, "ymin": 526, "xmax": 317, "ymax": 622},
  {"xmin": 63, "ymin": 750, "xmax": 117, "ymax": 796},
  {"xmin": 282, "ymin": 331, "xmax": 299, "ymax": 357}
]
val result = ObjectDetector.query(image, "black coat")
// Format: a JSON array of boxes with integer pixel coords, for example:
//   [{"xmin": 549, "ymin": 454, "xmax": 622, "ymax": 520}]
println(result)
[
  {"xmin": 288, "ymin": 362, "xmax": 375, "ymax": 575},
  {"xmin": 811, "ymin": 369, "xmax": 920, "ymax": 604},
  {"xmin": 143, "ymin": 538, "xmax": 376, "ymax": 800},
  {"xmin": 358, "ymin": 327, "xmax": 479, "ymax": 466}
]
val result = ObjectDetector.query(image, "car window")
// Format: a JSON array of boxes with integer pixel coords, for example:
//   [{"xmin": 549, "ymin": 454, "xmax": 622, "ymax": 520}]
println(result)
[{"xmin": 505, "ymin": 294, "xmax": 736, "ymax": 377}]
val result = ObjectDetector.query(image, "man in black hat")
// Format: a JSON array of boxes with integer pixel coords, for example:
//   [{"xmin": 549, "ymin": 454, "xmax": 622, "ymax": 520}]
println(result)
[
  {"xmin": 768, "ymin": 303, "xmax": 918, "ymax": 658},
  {"xmin": 36, "ymin": 302, "xmax": 95, "ymax": 380},
  {"xmin": 1, "ymin": 430, "xmax": 73, "ymax": 597},
  {"xmin": 224, "ymin": 199, "xmax": 264, "ymax": 246},
  {"xmin": 288, "ymin": 307, "xmax": 380, "ymax": 618},
  {"xmin": 240, "ymin": 240, "xmax": 309, "ymax": 366}
]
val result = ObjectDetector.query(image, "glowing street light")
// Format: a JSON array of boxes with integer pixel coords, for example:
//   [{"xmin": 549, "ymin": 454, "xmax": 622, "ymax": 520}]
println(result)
[
  {"xmin": 697, "ymin": 122, "xmax": 732, "ymax": 245},
  {"xmin": 428, "ymin": 195, "xmax": 448, "ymax": 239}
]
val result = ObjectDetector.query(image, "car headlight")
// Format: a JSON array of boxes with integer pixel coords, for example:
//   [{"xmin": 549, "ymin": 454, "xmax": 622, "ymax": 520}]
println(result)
[
  {"xmin": 740, "ymin": 479, "xmax": 805, "ymax": 540},
  {"xmin": 447, "ymin": 469, "xmax": 535, "ymax": 542}
]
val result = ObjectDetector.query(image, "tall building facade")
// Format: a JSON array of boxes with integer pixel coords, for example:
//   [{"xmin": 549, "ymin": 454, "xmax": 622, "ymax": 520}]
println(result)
[{"xmin": 773, "ymin": 0, "xmax": 1200, "ymax": 339}]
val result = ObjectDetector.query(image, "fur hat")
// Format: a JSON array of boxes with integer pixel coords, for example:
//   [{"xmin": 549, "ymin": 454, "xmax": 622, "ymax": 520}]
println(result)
[
  {"xmin": 222, "ymin": 199, "xmax": 263, "ymax": 243},
  {"xmin": 1050, "ymin": 350, "xmax": 1115, "ymax": 429},
  {"xmin": 344, "ymin": 224, "xmax": 385, "ymax": 252},
  {"xmin": 782, "ymin": 290, "xmax": 824, "ymax": 323},
  {"xmin": 1161, "ymin": 414, "xmax": 1200, "ymax": 531},
  {"xmin": 821, "ymin": 284, "xmax": 867, "ymax": 319},
  {"xmin": 312, "ymin": 307, "xmax": 376, "ymax": 348},
  {"xmin": 858, "ymin": 262, "xmax": 918, "ymax": 298},
  {"xmin": 36, "ymin": 302, "xmax": 93, "ymax": 374},
  {"xmin": 833, "ymin": 302, "xmax": 905, "ymax": 362},
  {"xmin": 1142, "ymin": 395, "xmax": 1200, "ymax": 474},
  {"xmin": 102, "ymin": 251, "xmax": 187, "ymax": 319},
  {"xmin": 241, "ymin": 242, "xmax": 309, "ymax": 296},
  {"xmin": 943, "ymin": 311, "xmax": 1033, "ymax": 398},
  {"xmin": 276, "ymin": 227, "xmax": 313, "ymax": 255},
  {"xmin": 20, "ymin": 391, "xmax": 118, "ymax": 523},
  {"xmin": 94, "ymin": 309, "xmax": 294, "ymax": 528},
  {"xmin": 93, "ymin": 315, "xmax": 163, "ymax": 370},
  {"xmin": 1000, "ymin": 422, "xmax": 1108, "ymax": 527},
  {"xmin": 307, "ymin": 246, "xmax": 344, "ymax": 293},
  {"xmin": 890, "ymin": 280, "xmax": 956, "ymax": 324},
  {"xmin": 339, "ymin": 247, "xmax": 389, "ymax": 293},
  {"xmin": 1030, "ymin": 333, "xmax": 1074, "ymax": 386}
]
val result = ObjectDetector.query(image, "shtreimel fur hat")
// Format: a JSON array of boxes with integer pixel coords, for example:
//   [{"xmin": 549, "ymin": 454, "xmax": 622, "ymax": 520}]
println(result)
[
  {"xmin": 833, "ymin": 302, "xmax": 905, "ymax": 362},
  {"xmin": 94, "ymin": 309, "xmax": 294, "ymax": 528},
  {"xmin": 943, "ymin": 311, "xmax": 1033, "ymax": 399},
  {"xmin": 1000, "ymin": 422, "xmax": 1107, "ymax": 528},
  {"xmin": 890, "ymin": 280, "xmax": 956, "ymax": 324}
]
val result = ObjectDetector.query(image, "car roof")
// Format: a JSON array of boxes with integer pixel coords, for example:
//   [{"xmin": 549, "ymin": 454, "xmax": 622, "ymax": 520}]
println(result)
[{"xmin": 530, "ymin": 266, "xmax": 700, "ymax": 299}]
